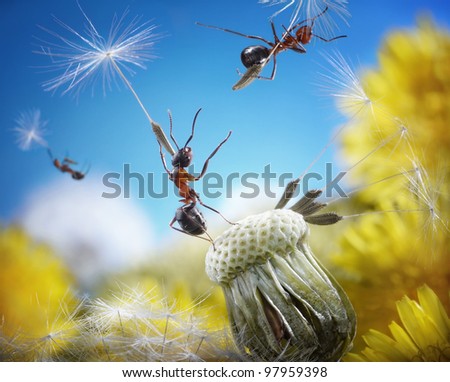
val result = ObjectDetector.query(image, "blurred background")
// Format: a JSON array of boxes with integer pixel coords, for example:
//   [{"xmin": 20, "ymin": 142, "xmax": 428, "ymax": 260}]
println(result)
[{"xmin": 0, "ymin": 0, "xmax": 448, "ymax": 284}]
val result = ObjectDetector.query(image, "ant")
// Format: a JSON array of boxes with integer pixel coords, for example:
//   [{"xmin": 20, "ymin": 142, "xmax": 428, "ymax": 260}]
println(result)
[
  {"xmin": 47, "ymin": 149, "xmax": 88, "ymax": 180},
  {"xmin": 196, "ymin": 6, "xmax": 346, "ymax": 90},
  {"xmin": 158, "ymin": 108, "xmax": 233, "ymax": 245}
]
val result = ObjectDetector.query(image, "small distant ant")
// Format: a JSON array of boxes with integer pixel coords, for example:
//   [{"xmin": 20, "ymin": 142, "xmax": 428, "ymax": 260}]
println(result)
[
  {"xmin": 197, "ymin": 6, "xmax": 346, "ymax": 90},
  {"xmin": 158, "ymin": 108, "xmax": 233, "ymax": 245},
  {"xmin": 47, "ymin": 149, "xmax": 88, "ymax": 180}
]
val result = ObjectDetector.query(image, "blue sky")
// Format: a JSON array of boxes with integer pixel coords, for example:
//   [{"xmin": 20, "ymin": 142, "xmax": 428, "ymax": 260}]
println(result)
[{"xmin": 0, "ymin": 0, "xmax": 449, "ymax": 240}]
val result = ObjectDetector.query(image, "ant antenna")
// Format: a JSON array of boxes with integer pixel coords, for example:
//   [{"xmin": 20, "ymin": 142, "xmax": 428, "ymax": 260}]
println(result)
[
  {"xmin": 184, "ymin": 108, "xmax": 202, "ymax": 148},
  {"xmin": 47, "ymin": 148, "xmax": 54, "ymax": 160},
  {"xmin": 168, "ymin": 110, "xmax": 180, "ymax": 150},
  {"xmin": 82, "ymin": 163, "xmax": 91, "ymax": 177}
]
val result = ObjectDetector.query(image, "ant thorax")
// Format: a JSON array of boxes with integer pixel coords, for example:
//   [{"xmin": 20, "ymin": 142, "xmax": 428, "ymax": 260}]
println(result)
[{"xmin": 240, "ymin": 45, "xmax": 271, "ymax": 68}]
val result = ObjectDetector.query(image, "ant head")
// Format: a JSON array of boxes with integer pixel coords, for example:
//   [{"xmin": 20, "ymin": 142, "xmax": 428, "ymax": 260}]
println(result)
[
  {"xmin": 71, "ymin": 171, "xmax": 85, "ymax": 180},
  {"xmin": 176, "ymin": 203, "xmax": 207, "ymax": 235},
  {"xmin": 172, "ymin": 147, "xmax": 193, "ymax": 168},
  {"xmin": 296, "ymin": 26, "xmax": 313, "ymax": 45},
  {"xmin": 240, "ymin": 45, "xmax": 270, "ymax": 68},
  {"xmin": 168, "ymin": 108, "xmax": 201, "ymax": 168}
]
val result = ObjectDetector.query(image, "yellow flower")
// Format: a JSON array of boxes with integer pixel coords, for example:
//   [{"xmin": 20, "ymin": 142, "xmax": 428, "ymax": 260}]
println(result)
[
  {"xmin": 0, "ymin": 227, "xmax": 232, "ymax": 361},
  {"xmin": 346, "ymin": 285, "xmax": 450, "ymax": 361},
  {"xmin": 0, "ymin": 227, "xmax": 80, "ymax": 360},
  {"xmin": 319, "ymin": 19, "xmax": 450, "ymax": 353},
  {"xmin": 341, "ymin": 18, "xmax": 450, "ymax": 181}
]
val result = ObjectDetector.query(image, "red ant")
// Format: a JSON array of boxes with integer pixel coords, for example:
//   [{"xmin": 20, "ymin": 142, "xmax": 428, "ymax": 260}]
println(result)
[
  {"xmin": 158, "ymin": 108, "xmax": 233, "ymax": 245},
  {"xmin": 47, "ymin": 149, "xmax": 88, "ymax": 180},
  {"xmin": 196, "ymin": 6, "xmax": 346, "ymax": 90}
]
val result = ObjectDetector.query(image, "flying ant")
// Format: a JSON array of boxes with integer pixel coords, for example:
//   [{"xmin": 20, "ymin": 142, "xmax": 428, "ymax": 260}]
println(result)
[
  {"xmin": 196, "ymin": 6, "xmax": 346, "ymax": 90},
  {"xmin": 47, "ymin": 149, "xmax": 88, "ymax": 180},
  {"xmin": 158, "ymin": 108, "xmax": 233, "ymax": 245}
]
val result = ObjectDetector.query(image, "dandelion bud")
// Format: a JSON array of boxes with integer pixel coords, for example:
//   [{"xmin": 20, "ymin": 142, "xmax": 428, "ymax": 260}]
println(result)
[{"xmin": 205, "ymin": 209, "xmax": 356, "ymax": 361}]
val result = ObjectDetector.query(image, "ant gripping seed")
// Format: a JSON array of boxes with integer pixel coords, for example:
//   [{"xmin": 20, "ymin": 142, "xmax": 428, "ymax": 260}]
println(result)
[
  {"xmin": 158, "ymin": 109, "xmax": 233, "ymax": 246},
  {"xmin": 47, "ymin": 149, "xmax": 89, "ymax": 180},
  {"xmin": 197, "ymin": 6, "xmax": 346, "ymax": 90}
]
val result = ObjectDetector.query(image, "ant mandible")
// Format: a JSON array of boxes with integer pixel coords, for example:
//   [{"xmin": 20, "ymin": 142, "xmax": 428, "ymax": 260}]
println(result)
[
  {"xmin": 47, "ymin": 149, "xmax": 88, "ymax": 180},
  {"xmin": 196, "ymin": 6, "xmax": 346, "ymax": 90},
  {"xmin": 158, "ymin": 108, "xmax": 233, "ymax": 245}
]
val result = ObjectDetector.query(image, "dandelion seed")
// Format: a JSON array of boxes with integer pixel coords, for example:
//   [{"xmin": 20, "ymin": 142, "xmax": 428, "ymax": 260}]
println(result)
[
  {"xmin": 35, "ymin": 2, "xmax": 159, "ymax": 97},
  {"xmin": 13, "ymin": 109, "xmax": 48, "ymax": 151},
  {"xmin": 259, "ymin": 0, "xmax": 349, "ymax": 35},
  {"xmin": 35, "ymin": 2, "xmax": 175, "ymax": 155},
  {"xmin": 318, "ymin": 51, "xmax": 373, "ymax": 118},
  {"xmin": 405, "ymin": 159, "xmax": 449, "ymax": 239},
  {"xmin": 83, "ymin": 287, "xmax": 161, "ymax": 334},
  {"xmin": 79, "ymin": 284, "xmax": 230, "ymax": 361}
]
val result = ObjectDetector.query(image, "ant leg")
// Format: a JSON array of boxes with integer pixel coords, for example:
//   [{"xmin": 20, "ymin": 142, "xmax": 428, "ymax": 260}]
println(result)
[
  {"xmin": 197, "ymin": 196, "xmax": 235, "ymax": 226},
  {"xmin": 63, "ymin": 157, "xmax": 78, "ymax": 165},
  {"xmin": 195, "ymin": 22, "xmax": 274, "ymax": 47},
  {"xmin": 169, "ymin": 216, "xmax": 216, "ymax": 249},
  {"xmin": 309, "ymin": 5, "xmax": 329, "ymax": 29},
  {"xmin": 194, "ymin": 131, "xmax": 232, "ymax": 181},
  {"xmin": 270, "ymin": 21, "xmax": 280, "ymax": 44},
  {"xmin": 286, "ymin": 5, "xmax": 330, "ymax": 34},
  {"xmin": 235, "ymin": 57, "xmax": 276, "ymax": 82},
  {"xmin": 312, "ymin": 33, "xmax": 347, "ymax": 43},
  {"xmin": 267, "ymin": 54, "xmax": 277, "ymax": 81},
  {"xmin": 159, "ymin": 140, "xmax": 172, "ymax": 175},
  {"xmin": 167, "ymin": 110, "xmax": 180, "ymax": 150},
  {"xmin": 183, "ymin": 108, "xmax": 202, "ymax": 148},
  {"xmin": 251, "ymin": 54, "xmax": 277, "ymax": 81}
]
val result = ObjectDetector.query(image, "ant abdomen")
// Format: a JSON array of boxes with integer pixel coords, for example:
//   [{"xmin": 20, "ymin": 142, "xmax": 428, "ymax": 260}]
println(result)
[
  {"xmin": 240, "ymin": 45, "xmax": 270, "ymax": 68},
  {"xmin": 176, "ymin": 204, "xmax": 207, "ymax": 236}
]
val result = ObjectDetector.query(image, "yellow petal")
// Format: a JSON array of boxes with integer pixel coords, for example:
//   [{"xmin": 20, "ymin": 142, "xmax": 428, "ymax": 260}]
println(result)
[
  {"xmin": 344, "ymin": 353, "xmax": 366, "ymax": 362},
  {"xmin": 362, "ymin": 329, "xmax": 406, "ymax": 361},
  {"xmin": 397, "ymin": 296, "xmax": 445, "ymax": 350},
  {"xmin": 360, "ymin": 347, "xmax": 391, "ymax": 362},
  {"xmin": 388, "ymin": 321, "xmax": 419, "ymax": 359},
  {"xmin": 417, "ymin": 285, "xmax": 450, "ymax": 338}
]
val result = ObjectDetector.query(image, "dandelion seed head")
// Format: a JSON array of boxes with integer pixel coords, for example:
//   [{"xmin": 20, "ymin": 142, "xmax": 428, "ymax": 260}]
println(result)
[
  {"xmin": 13, "ymin": 109, "xmax": 48, "ymax": 151},
  {"xmin": 34, "ymin": 3, "xmax": 161, "ymax": 96},
  {"xmin": 206, "ymin": 208, "xmax": 356, "ymax": 361},
  {"xmin": 206, "ymin": 209, "xmax": 307, "ymax": 284}
]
